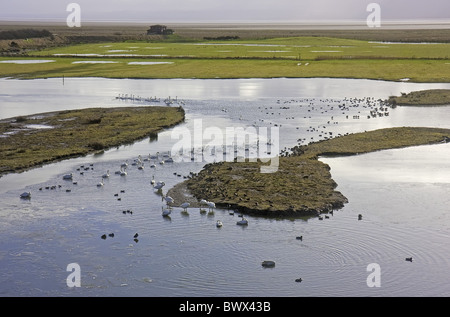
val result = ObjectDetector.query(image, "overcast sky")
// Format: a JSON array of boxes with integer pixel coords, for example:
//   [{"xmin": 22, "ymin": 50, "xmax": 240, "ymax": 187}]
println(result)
[{"xmin": 1, "ymin": 0, "xmax": 449, "ymax": 23}]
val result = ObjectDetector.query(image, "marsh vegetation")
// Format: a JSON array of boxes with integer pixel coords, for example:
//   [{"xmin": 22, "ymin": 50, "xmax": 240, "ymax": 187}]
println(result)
[
  {"xmin": 0, "ymin": 23, "xmax": 449, "ymax": 82},
  {"xmin": 388, "ymin": 89, "xmax": 450, "ymax": 106},
  {"xmin": 0, "ymin": 106, "xmax": 184, "ymax": 177}
]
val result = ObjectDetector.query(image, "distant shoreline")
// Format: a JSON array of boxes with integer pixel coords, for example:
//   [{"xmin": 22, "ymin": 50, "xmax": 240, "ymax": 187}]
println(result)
[{"xmin": 2, "ymin": 20, "xmax": 450, "ymax": 28}]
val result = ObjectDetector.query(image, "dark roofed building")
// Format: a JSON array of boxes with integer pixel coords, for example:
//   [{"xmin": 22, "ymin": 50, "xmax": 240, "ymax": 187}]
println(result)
[{"xmin": 147, "ymin": 25, "xmax": 174, "ymax": 35}]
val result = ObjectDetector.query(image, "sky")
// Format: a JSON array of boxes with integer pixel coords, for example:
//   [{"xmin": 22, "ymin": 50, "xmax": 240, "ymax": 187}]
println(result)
[{"xmin": 0, "ymin": 0, "xmax": 449, "ymax": 23}]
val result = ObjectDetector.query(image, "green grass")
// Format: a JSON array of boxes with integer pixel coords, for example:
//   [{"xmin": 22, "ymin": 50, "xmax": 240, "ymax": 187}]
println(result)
[
  {"xmin": 31, "ymin": 37, "xmax": 450, "ymax": 60},
  {"xmin": 1, "ymin": 57, "xmax": 449, "ymax": 82},
  {"xmin": 169, "ymin": 127, "xmax": 450, "ymax": 217},
  {"xmin": 1, "ymin": 36, "xmax": 449, "ymax": 82},
  {"xmin": 0, "ymin": 106, "xmax": 185, "ymax": 177}
]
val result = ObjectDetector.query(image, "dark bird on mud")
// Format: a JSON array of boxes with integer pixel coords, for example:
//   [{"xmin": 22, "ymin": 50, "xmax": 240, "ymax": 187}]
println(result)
[
  {"xmin": 405, "ymin": 257, "xmax": 413, "ymax": 262},
  {"xmin": 296, "ymin": 236, "xmax": 303, "ymax": 241}
]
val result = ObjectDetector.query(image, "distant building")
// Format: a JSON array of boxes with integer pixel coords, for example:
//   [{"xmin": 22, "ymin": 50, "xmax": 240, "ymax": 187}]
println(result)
[{"xmin": 147, "ymin": 25, "xmax": 174, "ymax": 35}]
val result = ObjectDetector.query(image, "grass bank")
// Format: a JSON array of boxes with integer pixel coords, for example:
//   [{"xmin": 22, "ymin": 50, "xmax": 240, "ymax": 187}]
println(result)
[
  {"xmin": 0, "ymin": 106, "xmax": 185, "ymax": 177},
  {"xmin": 168, "ymin": 127, "xmax": 450, "ymax": 217},
  {"xmin": 387, "ymin": 89, "xmax": 450, "ymax": 106}
]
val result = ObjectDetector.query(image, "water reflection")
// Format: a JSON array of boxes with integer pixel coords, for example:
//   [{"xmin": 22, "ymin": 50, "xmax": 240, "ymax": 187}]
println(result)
[{"xmin": 2, "ymin": 77, "xmax": 450, "ymax": 119}]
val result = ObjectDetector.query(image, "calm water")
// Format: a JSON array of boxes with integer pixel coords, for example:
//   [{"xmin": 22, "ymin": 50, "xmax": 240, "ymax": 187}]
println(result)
[{"xmin": 0, "ymin": 77, "xmax": 449, "ymax": 297}]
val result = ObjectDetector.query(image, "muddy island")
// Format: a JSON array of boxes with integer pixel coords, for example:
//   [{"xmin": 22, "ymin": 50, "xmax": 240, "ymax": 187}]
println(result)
[{"xmin": 168, "ymin": 127, "xmax": 450, "ymax": 217}]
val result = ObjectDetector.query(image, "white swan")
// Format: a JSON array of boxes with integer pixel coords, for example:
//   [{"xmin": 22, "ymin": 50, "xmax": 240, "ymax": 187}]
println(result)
[
  {"xmin": 162, "ymin": 206, "xmax": 171, "ymax": 217},
  {"xmin": 20, "ymin": 191, "xmax": 31, "ymax": 199},
  {"xmin": 62, "ymin": 173, "xmax": 73, "ymax": 180},
  {"xmin": 97, "ymin": 179, "xmax": 104, "ymax": 187},
  {"xmin": 180, "ymin": 202, "xmax": 190, "ymax": 211},
  {"xmin": 102, "ymin": 170, "xmax": 110, "ymax": 178},
  {"xmin": 207, "ymin": 201, "xmax": 216, "ymax": 211},
  {"xmin": 237, "ymin": 217, "xmax": 248, "ymax": 226},
  {"xmin": 216, "ymin": 220, "xmax": 223, "ymax": 228},
  {"xmin": 154, "ymin": 181, "xmax": 165, "ymax": 190},
  {"xmin": 164, "ymin": 195, "xmax": 174, "ymax": 206}
]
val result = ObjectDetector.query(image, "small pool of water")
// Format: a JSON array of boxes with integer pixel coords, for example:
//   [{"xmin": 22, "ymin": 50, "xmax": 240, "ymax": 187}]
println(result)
[
  {"xmin": 0, "ymin": 60, "xmax": 55, "ymax": 64},
  {"xmin": 0, "ymin": 77, "xmax": 449, "ymax": 297}
]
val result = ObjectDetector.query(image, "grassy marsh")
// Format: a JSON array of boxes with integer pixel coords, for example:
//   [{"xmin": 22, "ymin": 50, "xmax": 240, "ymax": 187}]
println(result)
[
  {"xmin": 0, "ymin": 106, "xmax": 185, "ymax": 177},
  {"xmin": 388, "ymin": 89, "xmax": 450, "ymax": 105},
  {"xmin": 1, "ymin": 34, "xmax": 450, "ymax": 82},
  {"xmin": 1, "ymin": 56, "xmax": 449, "ymax": 82}
]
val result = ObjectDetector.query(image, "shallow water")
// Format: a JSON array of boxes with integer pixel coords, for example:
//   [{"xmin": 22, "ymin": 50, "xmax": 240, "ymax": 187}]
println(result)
[
  {"xmin": 72, "ymin": 61, "xmax": 119, "ymax": 64},
  {"xmin": 0, "ymin": 77, "xmax": 449, "ymax": 297},
  {"xmin": 0, "ymin": 60, "xmax": 55, "ymax": 64}
]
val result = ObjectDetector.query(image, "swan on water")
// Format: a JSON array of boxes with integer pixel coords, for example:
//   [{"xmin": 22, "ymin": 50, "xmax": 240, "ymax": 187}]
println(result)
[
  {"xmin": 62, "ymin": 173, "xmax": 73, "ymax": 180},
  {"xmin": 154, "ymin": 181, "xmax": 165, "ymax": 190},
  {"xmin": 164, "ymin": 195, "xmax": 174, "ymax": 206},
  {"xmin": 237, "ymin": 217, "xmax": 248, "ymax": 225},
  {"xmin": 20, "ymin": 192, "xmax": 31, "ymax": 199},
  {"xmin": 162, "ymin": 206, "xmax": 171, "ymax": 217},
  {"xmin": 102, "ymin": 170, "xmax": 110, "ymax": 178},
  {"xmin": 180, "ymin": 202, "xmax": 190, "ymax": 211},
  {"xmin": 206, "ymin": 201, "xmax": 215, "ymax": 212},
  {"xmin": 216, "ymin": 220, "xmax": 223, "ymax": 228}
]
